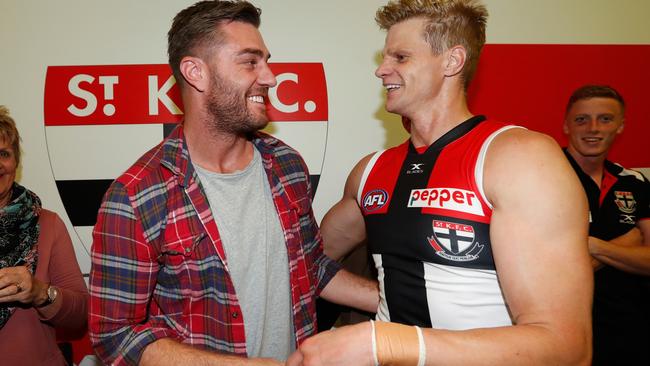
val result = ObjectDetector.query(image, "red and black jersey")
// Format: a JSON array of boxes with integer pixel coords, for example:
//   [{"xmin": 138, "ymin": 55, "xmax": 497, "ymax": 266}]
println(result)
[
  {"xmin": 566, "ymin": 151, "xmax": 650, "ymax": 365},
  {"xmin": 359, "ymin": 116, "xmax": 520, "ymax": 329}
]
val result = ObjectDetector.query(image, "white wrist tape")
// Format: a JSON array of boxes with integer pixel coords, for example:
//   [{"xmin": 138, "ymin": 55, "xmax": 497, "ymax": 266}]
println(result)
[{"xmin": 373, "ymin": 321, "xmax": 426, "ymax": 366}]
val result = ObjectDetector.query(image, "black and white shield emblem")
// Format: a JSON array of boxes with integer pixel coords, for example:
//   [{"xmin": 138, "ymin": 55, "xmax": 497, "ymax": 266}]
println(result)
[
  {"xmin": 431, "ymin": 220, "xmax": 475, "ymax": 254},
  {"xmin": 614, "ymin": 191, "xmax": 636, "ymax": 214}
]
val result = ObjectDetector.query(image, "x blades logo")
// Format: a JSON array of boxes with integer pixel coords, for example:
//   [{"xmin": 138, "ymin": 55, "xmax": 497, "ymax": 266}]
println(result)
[
  {"xmin": 406, "ymin": 163, "xmax": 424, "ymax": 174},
  {"xmin": 619, "ymin": 214, "xmax": 635, "ymax": 225}
]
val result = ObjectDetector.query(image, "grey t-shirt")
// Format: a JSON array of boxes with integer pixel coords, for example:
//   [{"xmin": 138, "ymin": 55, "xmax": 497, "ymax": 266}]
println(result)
[{"xmin": 194, "ymin": 147, "xmax": 294, "ymax": 360}]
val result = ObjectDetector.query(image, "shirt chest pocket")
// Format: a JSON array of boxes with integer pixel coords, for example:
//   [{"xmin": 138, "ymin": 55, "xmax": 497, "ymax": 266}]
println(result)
[
  {"xmin": 155, "ymin": 233, "xmax": 209, "ymax": 302},
  {"xmin": 158, "ymin": 233, "xmax": 206, "ymax": 266},
  {"xmin": 288, "ymin": 196, "xmax": 316, "ymax": 255},
  {"xmin": 292, "ymin": 196, "xmax": 310, "ymax": 216},
  {"xmin": 289, "ymin": 196, "xmax": 312, "ymax": 234}
]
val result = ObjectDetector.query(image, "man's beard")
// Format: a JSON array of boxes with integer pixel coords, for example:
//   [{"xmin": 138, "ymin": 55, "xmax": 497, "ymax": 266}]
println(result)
[{"xmin": 205, "ymin": 72, "xmax": 269, "ymax": 136}]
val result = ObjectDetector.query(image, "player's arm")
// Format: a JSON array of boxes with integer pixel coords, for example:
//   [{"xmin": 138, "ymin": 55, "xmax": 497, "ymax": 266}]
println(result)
[
  {"xmin": 413, "ymin": 130, "xmax": 592, "ymax": 365},
  {"xmin": 590, "ymin": 227, "xmax": 642, "ymax": 270},
  {"xmin": 448, "ymin": 129, "xmax": 593, "ymax": 365},
  {"xmin": 404, "ymin": 130, "xmax": 592, "ymax": 365},
  {"xmin": 589, "ymin": 220, "xmax": 650, "ymax": 275},
  {"xmin": 321, "ymin": 154, "xmax": 373, "ymax": 261},
  {"xmin": 287, "ymin": 131, "xmax": 593, "ymax": 366},
  {"xmin": 319, "ymin": 268, "xmax": 379, "ymax": 314},
  {"xmin": 319, "ymin": 154, "xmax": 379, "ymax": 313}
]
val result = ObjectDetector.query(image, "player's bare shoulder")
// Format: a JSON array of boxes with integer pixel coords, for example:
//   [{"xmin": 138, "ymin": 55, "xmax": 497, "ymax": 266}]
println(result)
[
  {"xmin": 489, "ymin": 127, "xmax": 561, "ymax": 161},
  {"xmin": 483, "ymin": 127, "xmax": 574, "ymax": 203},
  {"xmin": 344, "ymin": 152, "xmax": 380, "ymax": 200}
]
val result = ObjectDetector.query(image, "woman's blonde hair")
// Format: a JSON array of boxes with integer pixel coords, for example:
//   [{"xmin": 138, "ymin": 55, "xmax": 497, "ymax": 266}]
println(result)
[{"xmin": 0, "ymin": 106, "xmax": 21, "ymax": 165}]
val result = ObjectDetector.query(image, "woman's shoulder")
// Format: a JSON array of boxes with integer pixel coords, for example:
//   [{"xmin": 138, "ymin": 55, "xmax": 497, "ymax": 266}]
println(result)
[{"xmin": 37, "ymin": 209, "xmax": 66, "ymax": 230}]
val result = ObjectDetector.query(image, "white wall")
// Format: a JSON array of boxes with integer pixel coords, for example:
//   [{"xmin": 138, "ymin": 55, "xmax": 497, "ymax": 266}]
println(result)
[{"xmin": 2, "ymin": 0, "xmax": 649, "ymax": 273}]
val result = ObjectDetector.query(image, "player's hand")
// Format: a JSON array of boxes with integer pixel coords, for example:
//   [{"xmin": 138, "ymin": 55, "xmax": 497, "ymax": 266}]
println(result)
[{"xmin": 286, "ymin": 322, "xmax": 374, "ymax": 366}]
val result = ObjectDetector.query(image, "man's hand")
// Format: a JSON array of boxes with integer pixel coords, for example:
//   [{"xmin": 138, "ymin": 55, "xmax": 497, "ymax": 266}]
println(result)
[
  {"xmin": 286, "ymin": 322, "xmax": 374, "ymax": 366},
  {"xmin": 0, "ymin": 266, "xmax": 49, "ymax": 306}
]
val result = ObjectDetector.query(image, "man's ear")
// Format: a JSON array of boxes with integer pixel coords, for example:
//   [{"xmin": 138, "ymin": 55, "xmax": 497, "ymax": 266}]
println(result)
[
  {"xmin": 444, "ymin": 45, "xmax": 467, "ymax": 78},
  {"xmin": 563, "ymin": 119, "xmax": 570, "ymax": 135},
  {"xmin": 617, "ymin": 118, "xmax": 625, "ymax": 134},
  {"xmin": 179, "ymin": 56, "xmax": 208, "ymax": 92}
]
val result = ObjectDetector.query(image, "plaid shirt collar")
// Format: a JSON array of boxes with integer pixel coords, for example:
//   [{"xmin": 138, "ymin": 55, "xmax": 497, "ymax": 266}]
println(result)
[{"xmin": 160, "ymin": 124, "xmax": 281, "ymax": 188}]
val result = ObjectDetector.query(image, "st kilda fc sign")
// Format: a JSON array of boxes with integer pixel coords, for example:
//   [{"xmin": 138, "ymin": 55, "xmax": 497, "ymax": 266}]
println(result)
[{"xmin": 44, "ymin": 63, "xmax": 329, "ymax": 263}]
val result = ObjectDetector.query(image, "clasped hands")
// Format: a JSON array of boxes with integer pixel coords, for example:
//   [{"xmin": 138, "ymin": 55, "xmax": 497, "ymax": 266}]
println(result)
[{"xmin": 0, "ymin": 266, "xmax": 49, "ymax": 307}]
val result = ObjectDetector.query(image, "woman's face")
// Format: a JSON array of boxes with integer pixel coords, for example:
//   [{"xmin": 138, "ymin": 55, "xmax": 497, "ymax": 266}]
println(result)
[{"xmin": 0, "ymin": 138, "xmax": 17, "ymax": 208}]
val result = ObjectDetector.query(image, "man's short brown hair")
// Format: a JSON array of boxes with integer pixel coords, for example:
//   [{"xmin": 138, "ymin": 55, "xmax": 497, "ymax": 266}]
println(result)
[
  {"xmin": 376, "ymin": 0, "xmax": 488, "ymax": 88},
  {"xmin": 167, "ymin": 0, "xmax": 261, "ymax": 87},
  {"xmin": 565, "ymin": 85, "xmax": 626, "ymax": 116}
]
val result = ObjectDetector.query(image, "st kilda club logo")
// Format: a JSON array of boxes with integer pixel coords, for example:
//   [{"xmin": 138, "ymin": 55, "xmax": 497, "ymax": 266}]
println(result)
[
  {"xmin": 614, "ymin": 191, "xmax": 637, "ymax": 214},
  {"xmin": 427, "ymin": 220, "xmax": 484, "ymax": 262},
  {"xmin": 43, "ymin": 63, "xmax": 329, "ymax": 258}
]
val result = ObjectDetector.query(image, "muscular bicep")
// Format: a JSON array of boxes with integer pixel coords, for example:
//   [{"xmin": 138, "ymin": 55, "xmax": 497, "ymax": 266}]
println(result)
[
  {"xmin": 485, "ymin": 130, "xmax": 592, "ymax": 329},
  {"xmin": 322, "ymin": 199, "xmax": 367, "ymax": 260},
  {"xmin": 321, "ymin": 154, "xmax": 373, "ymax": 261}
]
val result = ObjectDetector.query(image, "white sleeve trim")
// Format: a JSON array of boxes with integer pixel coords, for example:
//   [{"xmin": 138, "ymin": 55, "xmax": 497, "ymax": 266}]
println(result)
[
  {"xmin": 357, "ymin": 150, "xmax": 386, "ymax": 206},
  {"xmin": 475, "ymin": 125, "xmax": 525, "ymax": 209}
]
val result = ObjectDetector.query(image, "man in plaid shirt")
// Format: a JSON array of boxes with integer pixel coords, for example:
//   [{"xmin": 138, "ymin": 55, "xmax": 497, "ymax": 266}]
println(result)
[{"xmin": 88, "ymin": 1, "xmax": 378, "ymax": 365}]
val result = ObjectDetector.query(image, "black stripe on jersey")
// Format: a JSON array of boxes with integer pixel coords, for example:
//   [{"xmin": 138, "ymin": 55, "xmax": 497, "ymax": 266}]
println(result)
[
  {"xmin": 366, "ymin": 115, "xmax": 485, "ymax": 327},
  {"xmin": 381, "ymin": 254, "xmax": 431, "ymax": 326}
]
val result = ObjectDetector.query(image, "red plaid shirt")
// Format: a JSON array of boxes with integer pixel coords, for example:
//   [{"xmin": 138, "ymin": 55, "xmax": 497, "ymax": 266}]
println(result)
[{"xmin": 89, "ymin": 125, "xmax": 340, "ymax": 365}]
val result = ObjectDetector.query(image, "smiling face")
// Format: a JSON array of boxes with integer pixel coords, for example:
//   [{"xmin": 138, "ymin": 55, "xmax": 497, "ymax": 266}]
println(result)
[
  {"xmin": 0, "ymin": 137, "xmax": 17, "ymax": 208},
  {"xmin": 564, "ymin": 97, "xmax": 625, "ymax": 161},
  {"xmin": 204, "ymin": 21, "xmax": 277, "ymax": 135},
  {"xmin": 375, "ymin": 17, "xmax": 446, "ymax": 120}
]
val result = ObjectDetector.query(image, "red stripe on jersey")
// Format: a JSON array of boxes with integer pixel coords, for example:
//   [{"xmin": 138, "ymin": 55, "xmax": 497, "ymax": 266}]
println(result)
[
  {"xmin": 600, "ymin": 169, "xmax": 618, "ymax": 207},
  {"xmin": 360, "ymin": 141, "xmax": 409, "ymax": 215}
]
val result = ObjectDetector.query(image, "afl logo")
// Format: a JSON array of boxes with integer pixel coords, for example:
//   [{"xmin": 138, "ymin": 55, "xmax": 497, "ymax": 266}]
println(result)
[
  {"xmin": 43, "ymin": 63, "xmax": 329, "ymax": 275},
  {"xmin": 362, "ymin": 189, "xmax": 389, "ymax": 212}
]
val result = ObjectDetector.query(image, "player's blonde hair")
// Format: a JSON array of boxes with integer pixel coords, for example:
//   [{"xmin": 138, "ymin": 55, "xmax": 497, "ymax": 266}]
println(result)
[{"xmin": 376, "ymin": 0, "xmax": 488, "ymax": 88}]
